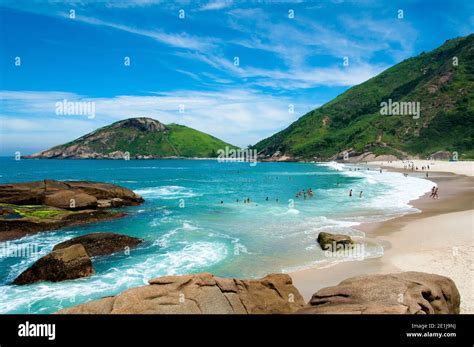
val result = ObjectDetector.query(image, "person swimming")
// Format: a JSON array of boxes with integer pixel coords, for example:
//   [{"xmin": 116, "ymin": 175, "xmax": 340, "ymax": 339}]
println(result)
[
  {"xmin": 359, "ymin": 191, "xmax": 363, "ymax": 198},
  {"xmin": 349, "ymin": 189, "xmax": 353, "ymax": 197}
]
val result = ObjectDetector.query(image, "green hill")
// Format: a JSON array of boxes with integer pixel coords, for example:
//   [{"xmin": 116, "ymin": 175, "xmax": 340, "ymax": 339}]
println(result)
[
  {"xmin": 27, "ymin": 117, "xmax": 238, "ymax": 159},
  {"xmin": 254, "ymin": 34, "xmax": 474, "ymax": 161}
]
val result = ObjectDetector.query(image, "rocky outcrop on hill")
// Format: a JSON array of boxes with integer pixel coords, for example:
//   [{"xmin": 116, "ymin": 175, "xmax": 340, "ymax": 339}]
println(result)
[
  {"xmin": 0, "ymin": 180, "xmax": 144, "ymax": 241},
  {"xmin": 53, "ymin": 232, "xmax": 143, "ymax": 257},
  {"xmin": 13, "ymin": 244, "xmax": 94, "ymax": 285},
  {"xmin": 254, "ymin": 35, "xmax": 474, "ymax": 161},
  {"xmin": 57, "ymin": 273, "xmax": 305, "ymax": 314},
  {"xmin": 430, "ymin": 150, "xmax": 452, "ymax": 160},
  {"xmin": 296, "ymin": 272, "xmax": 460, "ymax": 314},
  {"xmin": 25, "ymin": 117, "xmax": 237, "ymax": 159}
]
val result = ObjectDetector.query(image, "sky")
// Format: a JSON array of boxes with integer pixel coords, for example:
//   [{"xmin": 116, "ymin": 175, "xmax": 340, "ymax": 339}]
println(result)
[{"xmin": 0, "ymin": 0, "xmax": 473, "ymax": 155}]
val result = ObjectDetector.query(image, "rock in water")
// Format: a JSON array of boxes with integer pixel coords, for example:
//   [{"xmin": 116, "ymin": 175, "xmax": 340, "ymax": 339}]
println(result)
[
  {"xmin": 0, "ymin": 206, "xmax": 126, "ymax": 242},
  {"xmin": 296, "ymin": 272, "xmax": 460, "ymax": 314},
  {"xmin": 57, "ymin": 273, "xmax": 305, "ymax": 314},
  {"xmin": 0, "ymin": 180, "xmax": 144, "ymax": 240},
  {"xmin": 317, "ymin": 232, "xmax": 354, "ymax": 251},
  {"xmin": 0, "ymin": 180, "xmax": 144, "ymax": 209},
  {"xmin": 13, "ymin": 244, "xmax": 94, "ymax": 285},
  {"xmin": 53, "ymin": 232, "xmax": 143, "ymax": 257}
]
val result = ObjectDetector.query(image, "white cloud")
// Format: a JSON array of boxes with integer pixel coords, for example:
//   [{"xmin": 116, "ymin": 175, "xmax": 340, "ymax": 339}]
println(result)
[
  {"xmin": 175, "ymin": 50, "xmax": 387, "ymax": 89},
  {"xmin": 0, "ymin": 89, "xmax": 315, "ymax": 153},
  {"xmin": 223, "ymin": 7, "xmax": 417, "ymax": 87},
  {"xmin": 55, "ymin": 8, "xmax": 396, "ymax": 90},
  {"xmin": 71, "ymin": 15, "xmax": 219, "ymax": 51},
  {"xmin": 339, "ymin": 15, "xmax": 418, "ymax": 60},
  {"xmin": 199, "ymin": 1, "xmax": 233, "ymax": 11}
]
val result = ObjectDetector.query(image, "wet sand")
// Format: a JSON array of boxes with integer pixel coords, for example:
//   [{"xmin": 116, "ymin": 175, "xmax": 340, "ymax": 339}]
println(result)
[{"xmin": 290, "ymin": 165, "xmax": 474, "ymax": 313}]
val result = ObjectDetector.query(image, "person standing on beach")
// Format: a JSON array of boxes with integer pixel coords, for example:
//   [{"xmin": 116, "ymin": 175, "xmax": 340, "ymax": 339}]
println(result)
[
  {"xmin": 434, "ymin": 187, "xmax": 439, "ymax": 199},
  {"xmin": 430, "ymin": 186, "xmax": 436, "ymax": 198}
]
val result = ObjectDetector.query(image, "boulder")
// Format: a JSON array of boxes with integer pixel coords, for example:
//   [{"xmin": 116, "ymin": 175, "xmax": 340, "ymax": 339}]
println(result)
[
  {"xmin": 96, "ymin": 198, "xmax": 127, "ymax": 208},
  {"xmin": 317, "ymin": 232, "xmax": 354, "ymax": 251},
  {"xmin": 0, "ymin": 204, "xmax": 126, "ymax": 242},
  {"xmin": 43, "ymin": 190, "xmax": 97, "ymax": 209},
  {"xmin": 66, "ymin": 181, "xmax": 143, "ymax": 205},
  {"xmin": 53, "ymin": 232, "xmax": 143, "ymax": 257},
  {"xmin": 13, "ymin": 244, "xmax": 94, "ymax": 285},
  {"xmin": 430, "ymin": 151, "xmax": 452, "ymax": 160},
  {"xmin": 0, "ymin": 179, "xmax": 143, "ymax": 241},
  {"xmin": 57, "ymin": 273, "xmax": 305, "ymax": 314},
  {"xmin": 296, "ymin": 272, "xmax": 460, "ymax": 314},
  {"xmin": 0, "ymin": 180, "xmax": 143, "ymax": 209},
  {"xmin": 97, "ymin": 199, "xmax": 112, "ymax": 208}
]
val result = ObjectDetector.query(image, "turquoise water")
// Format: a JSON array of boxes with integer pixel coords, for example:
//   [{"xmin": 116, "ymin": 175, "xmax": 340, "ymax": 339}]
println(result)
[{"xmin": 0, "ymin": 158, "xmax": 433, "ymax": 313}]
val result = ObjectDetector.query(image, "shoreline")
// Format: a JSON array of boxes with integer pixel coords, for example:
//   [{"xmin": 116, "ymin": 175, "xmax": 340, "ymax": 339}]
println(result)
[
  {"xmin": 290, "ymin": 163, "xmax": 474, "ymax": 313},
  {"xmin": 1, "ymin": 159, "xmax": 472, "ymax": 313}
]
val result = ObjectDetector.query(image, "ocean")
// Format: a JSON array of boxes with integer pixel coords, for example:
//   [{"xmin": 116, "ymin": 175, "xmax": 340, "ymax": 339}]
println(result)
[{"xmin": 0, "ymin": 158, "xmax": 434, "ymax": 313}]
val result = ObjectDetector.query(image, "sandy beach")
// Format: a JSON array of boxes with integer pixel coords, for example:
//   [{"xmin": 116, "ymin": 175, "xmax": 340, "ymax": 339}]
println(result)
[
  {"xmin": 370, "ymin": 159, "xmax": 474, "ymax": 177},
  {"xmin": 290, "ymin": 161, "xmax": 474, "ymax": 313}
]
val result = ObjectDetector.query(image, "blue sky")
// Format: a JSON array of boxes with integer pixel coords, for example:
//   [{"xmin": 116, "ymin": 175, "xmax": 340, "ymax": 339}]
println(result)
[{"xmin": 0, "ymin": 0, "xmax": 472, "ymax": 155}]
